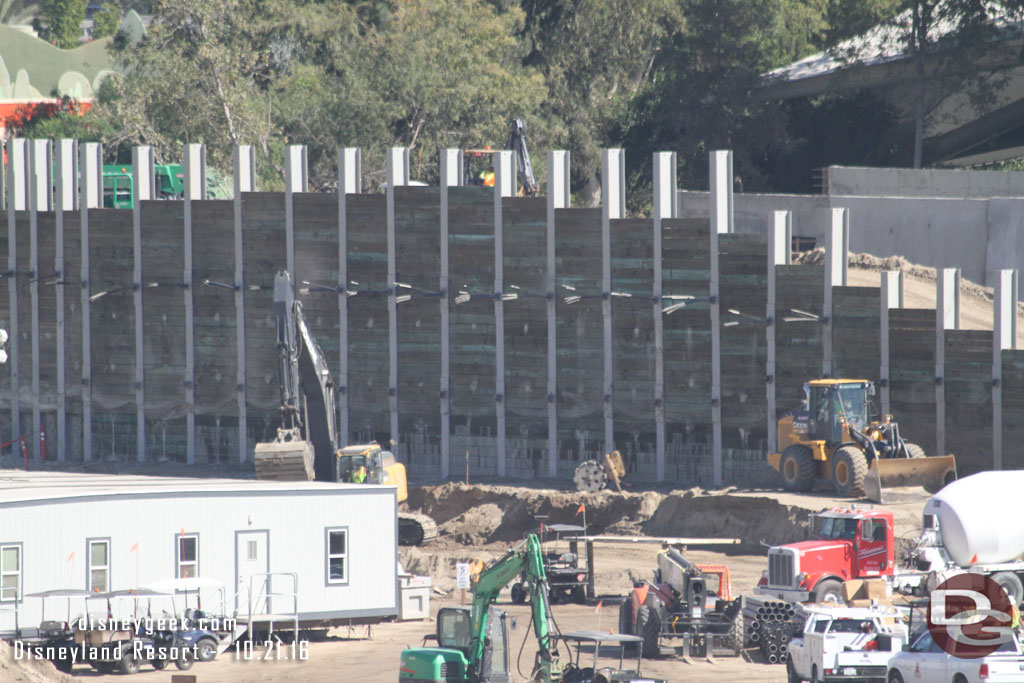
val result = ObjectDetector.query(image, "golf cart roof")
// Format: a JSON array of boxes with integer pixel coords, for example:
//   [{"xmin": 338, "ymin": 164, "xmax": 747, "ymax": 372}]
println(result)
[
  {"xmin": 143, "ymin": 577, "xmax": 224, "ymax": 592},
  {"xmin": 560, "ymin": 631, "xmax": 644, "ymax": 644},
  {"xmin": 25, "ymin": 589, "xmax": 94, "ymax": 598},
  {"xmin": 93, "ymin": 588, "xmax": 172, "ymax": 599}
]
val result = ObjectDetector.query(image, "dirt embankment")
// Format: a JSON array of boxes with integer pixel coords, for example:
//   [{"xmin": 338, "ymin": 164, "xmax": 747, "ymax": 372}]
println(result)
[
  {"xmin": 0, "ymin": 640, "xmax": 70, "ymax": 683},
  {"xmin": 406, "ymin": 483, "xmax": 816, "ymax": 550}
]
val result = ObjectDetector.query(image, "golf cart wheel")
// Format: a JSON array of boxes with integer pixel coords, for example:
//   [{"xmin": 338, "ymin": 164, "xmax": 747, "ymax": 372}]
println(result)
[
  {"xmin": 196, "ymin": 636, "xmax": 218, "ymax": 662},
  {"xmin": 118, "ymin": 649, "xmax": 141, "ymax": 675},
  {"xmin": 151, "ymin": 657, "xmax": 169, "ymax": 670},
  {"xmin": 176, "ymin": 648, "xmax": 195, "ymax": 671},
  {"xmin": 570, "ymin": 585, "xmax": 586, "ymax": 603},
  {"xmin": 52, "ymin": 649, "xmax": 74, "ymax": 673}
]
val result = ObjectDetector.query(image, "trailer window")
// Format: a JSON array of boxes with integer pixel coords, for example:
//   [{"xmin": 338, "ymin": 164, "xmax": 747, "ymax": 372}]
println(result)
[
  {"xmin": 326, "ymin": 528, "xmax": 348, "ymax": 584},
  {"xmin": 88, "ymin": 539, "xmax": 110, "ymax": 593},
  {"xmin": 0, "ymin": 544, "xmax": 20, "ymax": 601},
  {"xmin": 176, "ymin": 534, "xmax": 198, "ymax": 578}
]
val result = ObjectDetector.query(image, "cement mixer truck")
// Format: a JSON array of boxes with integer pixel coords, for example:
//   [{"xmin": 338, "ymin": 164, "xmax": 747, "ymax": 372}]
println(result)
[{"xmin": 757, "ymin": 471, "xmax": 1024, "ymax": 606}]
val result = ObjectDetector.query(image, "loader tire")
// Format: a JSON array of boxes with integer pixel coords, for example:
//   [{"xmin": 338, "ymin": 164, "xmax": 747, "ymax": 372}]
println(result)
[
  {"xmin": 727, "ymin": 611, "xmax": 744, "ymax": 654},
  {"xmin": 636, "ymin": 605, "xmax": 661, "ymax": 658},
  {"xmin": 832, "ymin": 446, "xmax": 868, "ymax": 498},
  {"xmin": 903, "ymin": 442, "xmax": 925, "ymax": 459},
  {"xmin": 780, "ymin": 445, "xmax": 816, "ymax": 492}
]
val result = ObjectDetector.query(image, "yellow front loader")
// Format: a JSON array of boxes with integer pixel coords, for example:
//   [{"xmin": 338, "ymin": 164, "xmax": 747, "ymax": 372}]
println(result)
[{"xmin": 766, "ymin": 379, "xmax": 957, "ymax": 502}]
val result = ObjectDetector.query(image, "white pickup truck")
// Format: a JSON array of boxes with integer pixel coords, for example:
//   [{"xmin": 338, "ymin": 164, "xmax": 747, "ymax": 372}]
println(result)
[{"xmin": 787, "ymin": 606, "xmax": 907, "ymax": 683}]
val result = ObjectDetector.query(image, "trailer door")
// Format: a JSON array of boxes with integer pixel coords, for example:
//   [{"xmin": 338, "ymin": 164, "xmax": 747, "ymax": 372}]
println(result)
[{"xmin": 236, "ymin": 530, "xmax": 269, "ymax": 615}]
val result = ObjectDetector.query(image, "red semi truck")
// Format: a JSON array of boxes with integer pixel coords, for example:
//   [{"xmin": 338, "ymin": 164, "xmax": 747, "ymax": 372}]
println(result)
[{"xmin": 755, "ymin": 507, "xmax": 899, "ymax": 604}]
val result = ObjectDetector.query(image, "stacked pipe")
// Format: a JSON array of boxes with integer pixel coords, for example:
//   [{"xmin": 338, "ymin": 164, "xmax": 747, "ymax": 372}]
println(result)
[{"xmin": 741, "ymin": 597, "xmax": 805, "ymax": 664}]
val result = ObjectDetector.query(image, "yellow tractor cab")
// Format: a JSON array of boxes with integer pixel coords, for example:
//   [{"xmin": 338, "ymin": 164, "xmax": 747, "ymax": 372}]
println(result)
[{"xmin": 768, "ymin": 379, "xmax": 956, "ymax": 502}]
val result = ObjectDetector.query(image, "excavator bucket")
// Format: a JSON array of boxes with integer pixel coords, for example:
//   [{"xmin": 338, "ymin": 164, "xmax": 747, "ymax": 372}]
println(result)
[
  {"xmin": 863, "ymin": 455, "xmax": 957, "ymax": 503},
  {"xmin": 254, "ymin": 437, "xmax": 315, "ymax": 481}
]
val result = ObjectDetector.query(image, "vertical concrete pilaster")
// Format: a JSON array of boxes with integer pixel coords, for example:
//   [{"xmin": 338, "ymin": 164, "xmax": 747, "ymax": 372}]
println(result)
[
  {"xmin": 80, "ymin": 142, "xmax": 102, "ymax": 462},
  {"xmin": 338, "ymin": 147, "xmax": 361, "ymax": 449},
  {"xmin": 823, "ymin": 208, "xmax": 849, "ymax": 378},
  {"xmin": 28, "ymin": 139, "xmax": 50, "ymax": 459},
  {"xmin": 935, "ymin": 268, "xmax": 960, "ymax": 457},
  {"xmin": 494, "ymin": 150, "xmax": 513, "ymax": 477},
  {"xmin": 54, "ymin": 139, "xmax": 76, "ymax": 461},
  {"xmin": 993, "ymin": 269, "xmax": 1018, "ymax": 470},
  {"xmin": 132, "ymin": 146, "xmax": 154, "ymax": 461},
  {"xmin": 709, "ymin": 150, "xmax": 733, "ymax": 487},
  {"xmin": 879, "ymin": 271, "xmax": 903, "ymax": 417},
  {"xmin": 4, "ymin": 139, "xmax": 25, "ymax": 446},
  {"xmin": 439, "ymin": 149, "xmax": 460, "ymax": 479},
  {"xmin": 233, "ymin": 145, "xmax": 255, "ymax": 463},
  {"xmin": 385, "ymin": 148, "xmax": 408, "ymax": 451},
  {"xmin": 284, "ymin": 145, "xmax": 307, "ymax": 283},
  {"xmin": 767, "ymin": 211, "xmax": 791, "ymax": 456},
  {"xmin": 546, "ymin": 151, "xmax": 569, "ymax": 478},
  {"xmin": 182, "ymin": 143, "xmax": 205, "ymax": 464},
  {"xmin": 652, "ymin": 152, "xmax": 676, "ymax": 482},
  {"xmin": 601, "ymin": 149, "xmax": 624, "ymax": 456}
]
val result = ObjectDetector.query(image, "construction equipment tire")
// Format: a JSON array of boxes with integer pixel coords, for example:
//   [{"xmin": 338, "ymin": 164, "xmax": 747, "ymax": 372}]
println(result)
[
  {"xmin": 992, "ymin": 571, "xmax": 1024, "ymax": 607},
  {"xmin": 728, "ymin": 611, "xmax": 744, "ymax": 654},
  {"xmin": 510, "ymin": 582, "xmax": 527, "ymax": 604},
  {"xmin": 636, "ymin": 605, "xmax": 661, "ymax": 658},
  {"xmin": 780, "ymin": 445, "xmax": 815, "ymax": 492},
  {"xmin": 618, "ymin": 600, "xmax": 633, "ymax": 636},
  {"xmin": 574, "ymin": 460, "xmax": 607, "ymax": 493},
  {"xmin": 832, "ymin": 446, "xmax": 868, "ymax": 498},
  {"xmin": 903, "ymin": 442, "xmax": 925, "ymax": 459}
]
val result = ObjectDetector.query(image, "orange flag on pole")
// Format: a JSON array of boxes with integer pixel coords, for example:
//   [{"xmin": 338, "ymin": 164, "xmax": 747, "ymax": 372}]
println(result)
[
  {"xmin": 594, "ymin": 600, "xmax": 603, "ymax": 614},
  {"xmin": 576, "ymin": 503, "xmax": 585, "ymax": 516},
  {"xmin": 130, "ymin": 542, "xmax": 139, "ymax": 552},
  {"xmin": 66, "ymin": 551, "xmax": 74, "ymax": 562}
]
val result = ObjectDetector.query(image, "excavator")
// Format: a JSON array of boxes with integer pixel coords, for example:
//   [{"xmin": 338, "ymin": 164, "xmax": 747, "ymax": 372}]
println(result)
[
  {"xmin": 463, "ymin": 118, "xmax": 539, "ymax": 196},
  {"xmin": 399, "ymin": 534, "xmax": 659, "ymax": 682},
  {"xmin": 253, "ymin": 271, "xmax": 437, "ymax": 546}
]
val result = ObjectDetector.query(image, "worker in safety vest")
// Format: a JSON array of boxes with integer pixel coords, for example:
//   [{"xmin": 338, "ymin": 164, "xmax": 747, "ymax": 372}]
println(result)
[
  {"xmin": 351, "ymin": 465, "xmax": 367, "ymax": 484},
  {"xmin": 478, "ymin": 166, "xmax": 495, "ymax": 187}
]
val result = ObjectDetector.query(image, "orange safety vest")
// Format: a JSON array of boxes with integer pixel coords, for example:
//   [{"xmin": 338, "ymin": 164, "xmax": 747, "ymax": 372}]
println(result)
[{"xmin": 483, "ymin": 171, "xmax": 495, "ymax": 187}]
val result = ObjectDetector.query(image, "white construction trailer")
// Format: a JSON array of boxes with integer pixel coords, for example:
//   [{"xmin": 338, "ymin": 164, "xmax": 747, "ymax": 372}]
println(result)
[{"xmin": 0, "ymin": 470, "xmax": 399, "ymax": 637}]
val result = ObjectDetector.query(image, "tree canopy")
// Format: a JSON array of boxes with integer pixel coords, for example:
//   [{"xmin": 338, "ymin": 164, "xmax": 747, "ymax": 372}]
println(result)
[{"xmin": 11, "ymin": 0, "xmax": 1024, "ymax": 200}]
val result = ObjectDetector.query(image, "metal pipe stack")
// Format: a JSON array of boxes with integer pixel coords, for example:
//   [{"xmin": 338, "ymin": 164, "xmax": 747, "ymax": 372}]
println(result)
[{"xmin": 741, "ymin": 597, "xmax": 805, "ymax": 664}]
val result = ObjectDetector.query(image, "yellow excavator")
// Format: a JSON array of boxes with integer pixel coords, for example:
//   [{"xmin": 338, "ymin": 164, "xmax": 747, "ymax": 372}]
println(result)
[
  {"xmin": 767, "ymin": 379, "xmax": 957, "ymax": 503},
  {"xmin": 253, "ymin": 271, "xmax": 437, "ymax": 545}
]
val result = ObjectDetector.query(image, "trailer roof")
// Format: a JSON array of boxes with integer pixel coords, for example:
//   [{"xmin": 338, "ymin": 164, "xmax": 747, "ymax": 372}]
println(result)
[{"xmin": 0, "ymin": 469, "xmax": 384, "ymax": 505}]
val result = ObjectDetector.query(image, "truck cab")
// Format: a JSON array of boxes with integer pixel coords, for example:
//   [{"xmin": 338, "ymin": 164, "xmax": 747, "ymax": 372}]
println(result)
[
  {"xmin": 787, "ymin": 606, "xmax": 907, "ymax": 683},
  {"xmin": 757, "ymin": 509, "xmax": 895, "ymax": 603}
]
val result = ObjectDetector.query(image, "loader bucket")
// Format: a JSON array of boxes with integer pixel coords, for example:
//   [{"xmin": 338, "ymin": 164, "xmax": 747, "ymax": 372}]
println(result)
[{"xmin": 863, "ymin": 455, "xmax": 957, "ymax": 503}]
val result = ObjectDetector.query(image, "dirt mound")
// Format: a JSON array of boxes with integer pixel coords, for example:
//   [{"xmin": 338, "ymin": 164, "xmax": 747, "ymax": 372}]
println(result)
[
  {"xmin": 406, "ymin": 484, "xmax": 811, "ymax": 551},
  {"xmin": 0, "ymin": 640, "xmax": 71, "ymax": 682},
  {"xmin": 642, "ymin": 491, "xmax": 813, "ymax": 547}
]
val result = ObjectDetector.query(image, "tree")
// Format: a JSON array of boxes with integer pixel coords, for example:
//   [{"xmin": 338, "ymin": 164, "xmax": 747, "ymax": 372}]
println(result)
[
  {"xmin": 519, "ymin": 0, "xmax": 683, "ymax": 202},
  {"xmin": 35, "ymin": 0, "xmax": 87, "ymax": 48},
  {"xmin": 92, "ymin": 2, "xmax": 121, "ymax": 39}
]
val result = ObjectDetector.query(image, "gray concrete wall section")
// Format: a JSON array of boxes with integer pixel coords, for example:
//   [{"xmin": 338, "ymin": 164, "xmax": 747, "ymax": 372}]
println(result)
[
  {"xmin": 826, "ymin": 165, "xmax": 1024, "ymax": 199},
  {"xmin": 2, "ymin": 149, "xmax": 1024, "ymax": 485}
]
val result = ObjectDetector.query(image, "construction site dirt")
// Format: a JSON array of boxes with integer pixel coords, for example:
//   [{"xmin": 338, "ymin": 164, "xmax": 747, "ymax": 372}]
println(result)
[{"xmin": 47, "ymin": 481, "xmax": 931, "ymax": 683}]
